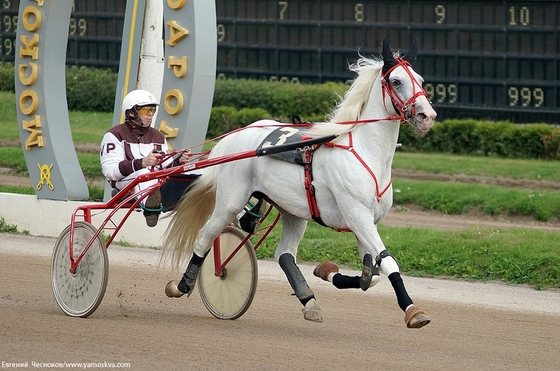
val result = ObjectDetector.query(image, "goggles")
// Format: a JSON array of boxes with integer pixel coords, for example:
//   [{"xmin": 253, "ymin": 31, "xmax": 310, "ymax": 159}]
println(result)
[{"xmin": 137, "ymin": 106, "xmax": 156, "ymax": 115}]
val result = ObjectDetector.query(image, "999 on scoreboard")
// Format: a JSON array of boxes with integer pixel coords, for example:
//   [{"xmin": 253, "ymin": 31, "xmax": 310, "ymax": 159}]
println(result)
[{"xmin": 2, "ymin": 1, "xmax": 559, "ymax": 123}]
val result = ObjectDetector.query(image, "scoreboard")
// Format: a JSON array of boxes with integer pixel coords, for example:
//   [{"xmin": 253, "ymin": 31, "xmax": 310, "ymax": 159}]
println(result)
[
  {"xmin": 2, "ymin": 0, "xmax": 560, "ymax": 123},
  {"xmin": 215, "ymin": 0, "xmax": 560, "ymax": 123},
  {"xmin": 1, "ymin": 1, "xmax": 125, "ymax": 69}
]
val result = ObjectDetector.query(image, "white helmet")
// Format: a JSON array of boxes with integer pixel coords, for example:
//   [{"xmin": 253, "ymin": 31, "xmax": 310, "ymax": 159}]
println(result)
[{"xmin": 122, "ymin": 89, "xmax": 160, "ymax": 118}]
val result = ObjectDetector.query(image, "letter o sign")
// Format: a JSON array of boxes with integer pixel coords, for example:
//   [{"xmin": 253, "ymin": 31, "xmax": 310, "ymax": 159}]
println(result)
[{"xmin": 164, "ymin": 89, "xmax": 184, "ymax": 115}]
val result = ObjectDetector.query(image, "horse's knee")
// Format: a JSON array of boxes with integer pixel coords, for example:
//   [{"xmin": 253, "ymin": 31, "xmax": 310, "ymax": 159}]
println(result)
[{"xmin": 278, "ymin": 253, "xmax": 314, "ymax": 304}]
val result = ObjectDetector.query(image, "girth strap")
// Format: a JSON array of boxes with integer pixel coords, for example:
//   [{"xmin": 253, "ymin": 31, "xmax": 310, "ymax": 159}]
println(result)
[{"xmin": 302, "ymin": 148, "xmax": 328, "ymax": 227}]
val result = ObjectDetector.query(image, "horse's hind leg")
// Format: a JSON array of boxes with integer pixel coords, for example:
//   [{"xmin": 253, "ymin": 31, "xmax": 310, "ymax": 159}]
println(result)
[
  {"xmin": 166, "ymin": 209, "xmax": 240, "ymax": 298},
  {"xmin": 275, "ymin": 214, "xmax": 322, "ymax": 322},
  {"xmin": 278, "ymin": 254, "xmax": 322, "ymax": 322},
  {"xmin": 313, "ymin": 254, "xmax": 379, "ymax": 290},
  {"xmin": 165, "ymin": 251, "xmax": 208, "ymax": 298}
]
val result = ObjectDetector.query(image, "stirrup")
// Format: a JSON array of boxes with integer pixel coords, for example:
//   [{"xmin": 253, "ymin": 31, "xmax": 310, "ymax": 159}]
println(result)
[
  {"xmin": 140, "ymin": 204, "xmax": 164, "ymax": 213},
  {"xmin": 243, "ymin": 199, "xmax": 266, "ymax": 218},
  {"xmin": 239, "ymin": 199, "xmax": 267, "ymax": 234}
]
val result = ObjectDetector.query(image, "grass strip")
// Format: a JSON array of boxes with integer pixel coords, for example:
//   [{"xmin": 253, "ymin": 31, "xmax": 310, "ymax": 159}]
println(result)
[
  {"xmin": 256, "ymin": 220, "xmax": 560, "ymax": 290},
  {"xmin": 393, "ymin": 179, "xmax": 560, "ymax": 221}
]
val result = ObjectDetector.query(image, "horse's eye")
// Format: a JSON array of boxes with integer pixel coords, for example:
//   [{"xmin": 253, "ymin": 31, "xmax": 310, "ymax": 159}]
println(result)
[{"xmin": 391, "ymin": 79, "xmax": 401, "ymax": 87}]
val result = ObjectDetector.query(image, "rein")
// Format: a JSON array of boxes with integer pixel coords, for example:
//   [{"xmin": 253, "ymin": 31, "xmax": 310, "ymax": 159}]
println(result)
[{"xmin": 335, "ymin": 115, "xmax": 404, "ymax": 125}]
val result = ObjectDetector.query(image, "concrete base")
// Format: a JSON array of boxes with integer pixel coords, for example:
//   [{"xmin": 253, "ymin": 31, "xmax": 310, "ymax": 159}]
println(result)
[{"xmin": 0, "ymin": 193, "xmax": 170, "ymax": 247}]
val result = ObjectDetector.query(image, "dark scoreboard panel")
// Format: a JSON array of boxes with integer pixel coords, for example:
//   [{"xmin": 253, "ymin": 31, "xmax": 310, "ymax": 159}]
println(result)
[
  {"xmin": 2, "ymin": 1, "xmax": 559, "ymax": 123},
  {"xmin": 216, "ymin": 0, "xmax": 560, "ymax": 123},
  {"xmin": 1, "ymin": 0, "xmax": 125, "ymax": 69}
]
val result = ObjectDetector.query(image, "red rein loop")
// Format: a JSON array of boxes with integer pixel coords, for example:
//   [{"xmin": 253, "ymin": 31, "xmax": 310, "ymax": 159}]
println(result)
[{"xmin": 381, "ymin": 58, "xmax": 428, "ymax": 118}]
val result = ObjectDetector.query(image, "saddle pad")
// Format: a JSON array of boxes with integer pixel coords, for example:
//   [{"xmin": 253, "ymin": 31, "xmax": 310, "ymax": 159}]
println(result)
[{"xmin": 258, "ymin": 125, "xmax": 313, "ymax": 165}]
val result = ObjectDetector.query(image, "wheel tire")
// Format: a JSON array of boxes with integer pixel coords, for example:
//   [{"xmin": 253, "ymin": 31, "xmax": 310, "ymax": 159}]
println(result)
[
  {"xmin": 51, "ymin": 221, "xmax": 109, "ymax": 317},
  {"xmin": 198, "ymin": 226, "xmax": 258, "ymax": 320}
]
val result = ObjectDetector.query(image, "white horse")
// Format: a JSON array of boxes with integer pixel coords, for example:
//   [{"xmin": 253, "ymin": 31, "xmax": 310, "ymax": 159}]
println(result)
[{"xmin": 161, "ymin": 38, "xmax": 437, "ymax": 328}]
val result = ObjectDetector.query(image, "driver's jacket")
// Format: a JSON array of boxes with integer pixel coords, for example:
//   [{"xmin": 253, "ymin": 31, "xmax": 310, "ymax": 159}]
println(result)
[{"xmin": 100, "ymin": 120, "xmax": 169, "ymax": 187}]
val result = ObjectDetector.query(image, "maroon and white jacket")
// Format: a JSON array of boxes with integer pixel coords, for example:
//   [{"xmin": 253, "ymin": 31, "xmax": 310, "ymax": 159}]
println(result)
[{"xmin": 100, "ymin": 120, "xmax": 169, "ymax": 184}]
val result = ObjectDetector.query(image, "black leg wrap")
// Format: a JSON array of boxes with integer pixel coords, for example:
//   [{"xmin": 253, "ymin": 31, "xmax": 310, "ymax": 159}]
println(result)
[
  {"xmin": 177, "ymin": 253, "xmax": 206, "ymax": 294},
  {"xmin": 278, "ymin": 253, "xmax": 315, "ymax": 304},
  {"xmin": 190, "ymin": 252, "xmax": 205, "ymax": 267},
  {"xmin": 389, "ymin": 272, "xmax": 413, "ymax": 312},
  {"xmin": 332, "ymin": 273, "xmax": 361, "ymax": 289}
]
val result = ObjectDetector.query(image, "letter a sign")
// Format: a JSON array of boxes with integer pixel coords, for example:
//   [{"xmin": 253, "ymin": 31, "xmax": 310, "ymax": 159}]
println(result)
[{"xmin": 15, "ymin": 0, "xmax": 216, "ymax": 201}]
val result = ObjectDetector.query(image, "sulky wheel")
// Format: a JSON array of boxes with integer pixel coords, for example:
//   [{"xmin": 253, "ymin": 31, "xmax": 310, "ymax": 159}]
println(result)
[
  {"xmin": 198, "ymin": 226, "xmax": 258, "ymax": 320},
  {"xmin": 51, "ymin": 221, "xmax": 109, "ymax": 317}
]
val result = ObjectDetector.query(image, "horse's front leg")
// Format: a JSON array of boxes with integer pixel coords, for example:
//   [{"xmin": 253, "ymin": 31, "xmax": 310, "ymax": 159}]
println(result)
[
  {"xmin": 353, "ymin": 220, "xmax": 431, "ymax": 329},
  {"xmin": 378, "ymin": 250, "xmax": 430, "ymax": 328},
  {"xmin": 275, "ymin": 214, "xmax": 322, "ymax": 322}
]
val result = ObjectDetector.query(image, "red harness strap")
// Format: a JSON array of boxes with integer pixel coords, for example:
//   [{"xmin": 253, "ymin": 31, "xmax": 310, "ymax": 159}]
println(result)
[
  {"xmin": 381, "ymin": 58, "xmax": 428, "ymax": 117},
  {"xmin": 296, "ymin": 60, "xmax": 427, "ymax": 229},
  {"xmin": 302, "ymin": 131, "xmax": 392, "ymax": 231},
  {"xmin": 302, "ymin": 147, "xmax": 328, "ymax": 227},
  {"xmin": 324, "ymin": 132, "xmax": 392, "ymax": 202}
]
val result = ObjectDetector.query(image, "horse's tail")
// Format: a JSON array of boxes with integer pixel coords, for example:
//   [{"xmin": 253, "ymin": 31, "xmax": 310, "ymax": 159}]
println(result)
[{"xmin": 160, "ymin": 167, "xmax": 217, "ymax": 271}]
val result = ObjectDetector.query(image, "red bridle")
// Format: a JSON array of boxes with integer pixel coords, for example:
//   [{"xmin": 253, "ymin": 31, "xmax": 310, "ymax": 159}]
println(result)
[{"xmin": 381, "ymin": 58, "xmax": 428, "ymax": 119}]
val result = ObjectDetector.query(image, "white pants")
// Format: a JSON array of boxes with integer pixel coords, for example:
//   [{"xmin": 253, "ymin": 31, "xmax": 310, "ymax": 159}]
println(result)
[{"xmin": 114, "ymin": 169, "xmax": 157, "ymax": 204}]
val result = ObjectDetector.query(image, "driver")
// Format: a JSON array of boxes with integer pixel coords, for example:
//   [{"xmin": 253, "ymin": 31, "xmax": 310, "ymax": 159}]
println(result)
[
  {"xmin": 99, "ymin": 89, "xmax": 191, "ymax": 227},
  {"xmin": 100, "ymin": 89, "xmax": 268, "ymax": 232}
]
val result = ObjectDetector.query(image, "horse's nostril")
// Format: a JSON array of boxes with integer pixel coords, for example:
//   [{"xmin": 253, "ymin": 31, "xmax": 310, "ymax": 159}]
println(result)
[{"xmin": 417, "ymin": 113, "xmax": 426, "ymax": 121}]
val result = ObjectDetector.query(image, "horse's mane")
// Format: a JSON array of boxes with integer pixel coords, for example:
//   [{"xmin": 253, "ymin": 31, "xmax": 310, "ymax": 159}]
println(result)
[{"xmin": 308, "ymin": 56, "xmax": 383, "ymax": 139}]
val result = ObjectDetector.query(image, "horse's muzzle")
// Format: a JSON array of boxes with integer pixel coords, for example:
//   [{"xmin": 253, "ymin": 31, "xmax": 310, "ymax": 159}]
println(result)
[{"xmin": 409, "ymin": 99, "xmax": 436, "ymax": 134}]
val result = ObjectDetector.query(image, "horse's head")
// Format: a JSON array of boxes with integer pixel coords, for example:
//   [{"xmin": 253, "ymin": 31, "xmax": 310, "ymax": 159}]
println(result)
[{"xmin": 381, "ymin": 38, "xmax": 436, "ymax": 135}]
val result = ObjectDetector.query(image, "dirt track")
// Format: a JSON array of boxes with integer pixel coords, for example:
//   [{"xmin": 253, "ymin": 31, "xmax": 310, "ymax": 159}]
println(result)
[
  {"xmin": 1, "ymin": 233, "xmax": 559, "ymax": 371},
  {"xmin": 1, "ymin": 171, "xmax": 560, "ymax": 370}
]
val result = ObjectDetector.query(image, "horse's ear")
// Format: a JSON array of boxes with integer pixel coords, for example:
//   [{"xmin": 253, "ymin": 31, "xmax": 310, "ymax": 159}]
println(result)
[
  {"xmin": 402, "ymin": 38, "xmax": 419, "ymax": 65},
  {"xmin": 381, "ymin": 37, "xmax": 398, "ymax": 76}
]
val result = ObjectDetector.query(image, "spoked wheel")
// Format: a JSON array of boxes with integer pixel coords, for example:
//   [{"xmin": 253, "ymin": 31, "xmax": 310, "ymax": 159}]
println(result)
[
  {"xmin": 198, "ymin": 226, "xmax": 258, "ymax": 320},
  {"xmin": 51, "ymin": 221, "xmax": 109, "ymax": 317}
]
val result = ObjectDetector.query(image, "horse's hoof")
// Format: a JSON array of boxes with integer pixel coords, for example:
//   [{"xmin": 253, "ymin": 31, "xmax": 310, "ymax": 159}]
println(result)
[
  {"xmin": 369, "ymin": 274, "xmax": 380, "ymax": 288},
  {"xmin": 405, "ymin": 305, "xmax": 431, "ymax": 329},
  {"xmin": 359, "ymin": 254, "xmax": 380, "ymax": 291},
  {"xmin": 313, "ymin": 261, "xmax": 339, "ymax": 281},
  {"xmin": 302, "ymin": 298, "xmax": 323, "ymax": 323},
  {"xmin": 165, "ymin": 280, "xmax": 184, "ymax": 298}
]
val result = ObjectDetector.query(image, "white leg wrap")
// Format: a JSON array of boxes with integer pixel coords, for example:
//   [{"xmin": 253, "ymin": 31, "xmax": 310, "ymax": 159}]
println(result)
[{"xmin": 380, "ymin": 255, "xmax": 400, "ymax": 275}]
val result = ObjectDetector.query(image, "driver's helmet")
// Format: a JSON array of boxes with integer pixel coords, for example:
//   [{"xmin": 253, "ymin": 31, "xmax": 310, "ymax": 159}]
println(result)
[{"xmin": 122, "ymin": 89, "xmax": 160, "ymax": 118}]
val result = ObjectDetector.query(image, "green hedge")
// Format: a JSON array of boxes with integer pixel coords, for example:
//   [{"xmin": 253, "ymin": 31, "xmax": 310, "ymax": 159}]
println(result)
[
  {"xmin": 398, "ymin": 119, "xmax": 560, "ymax": 160},
  {"xmin": 2, "ymin": 63, "xmax": 559, "ymax": 160},
  {"xmin": 65, "ymin": 66, "xmax": 118, "ymax": 112},
  {"xmin": 2, "ymin": 63, "xmax": 118, "ymax": 112},
  {"xmin": 0, "ymin": 63, "xmax": 343, "ymax": 118},
  {"xmin": 212, "ymin": 77, "xmax": 345, "ymax": 120},
  {"xmin": 207, "ymin": 106, "xmax": 271, "ymax": 139},
  {"xmin": 0, "ymin": 62, "xmax": 15, "ymax": 92}
]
